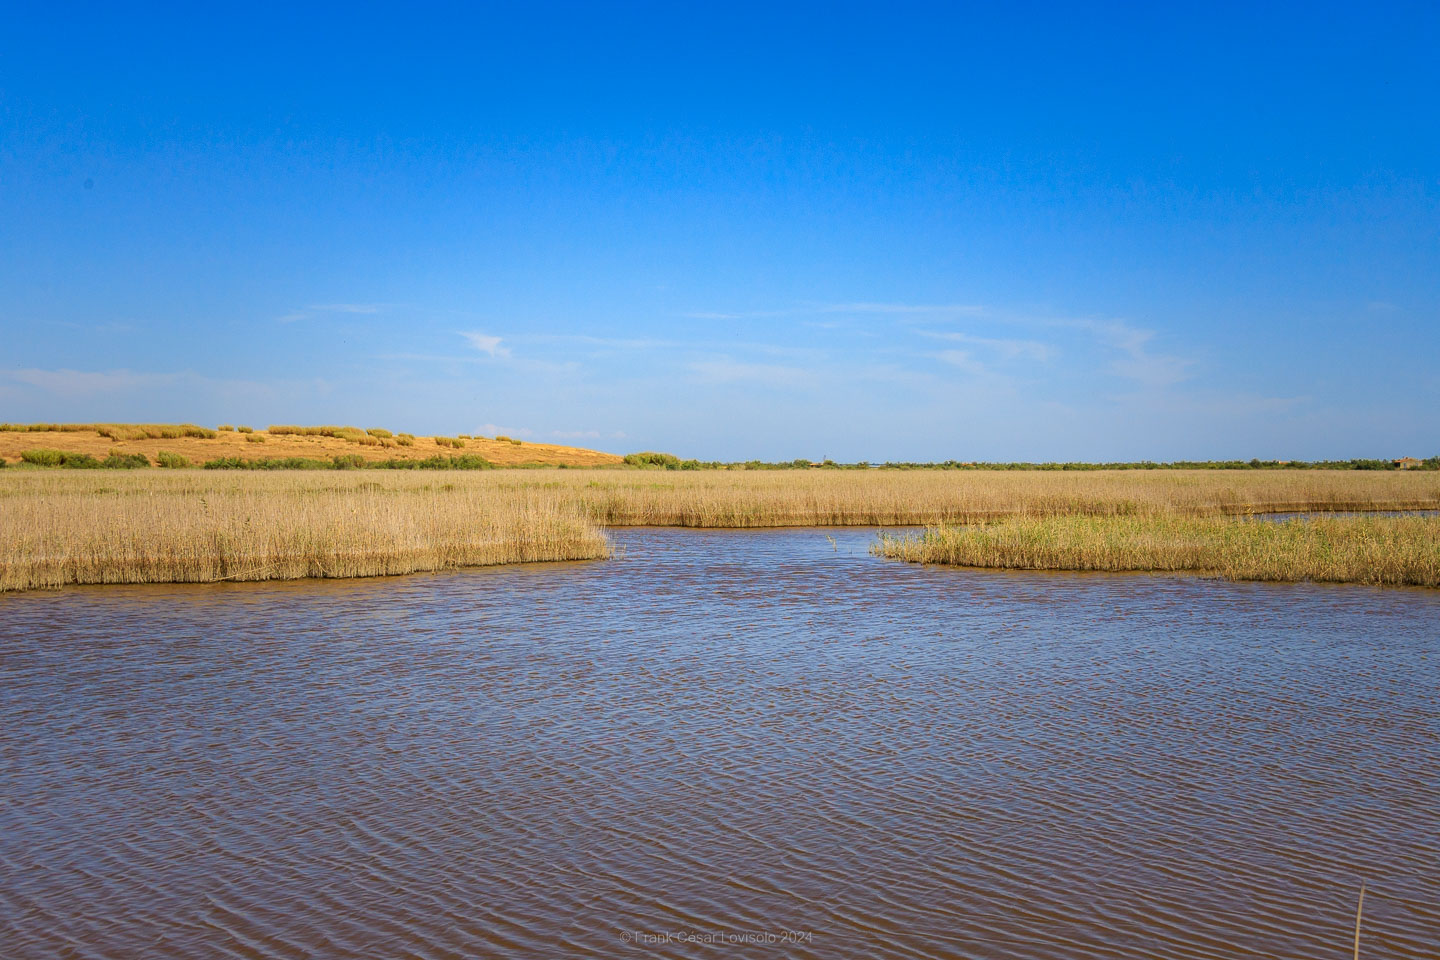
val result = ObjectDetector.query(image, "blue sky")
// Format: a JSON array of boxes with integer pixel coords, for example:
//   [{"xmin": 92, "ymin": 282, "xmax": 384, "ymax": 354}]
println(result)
[{"xmin": 2, "ymin": 2, "xmax": 1436, "ymax": 460}]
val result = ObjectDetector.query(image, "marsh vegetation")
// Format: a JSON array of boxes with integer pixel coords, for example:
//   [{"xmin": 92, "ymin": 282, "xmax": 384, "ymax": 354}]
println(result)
[
  {"xmin": 2, "ymin": 468, "xmax": 1439, "ymax": 590},
  {"xmin": 875, "ymin": 514, "xmax": 1440, "ymax": 587},
  {"xmin": 0, "ymin": 471, "xmax": 607, "ymax": 591},
  {"xmin": 557, "ymin": 468, "xmax": 1440, "ymax": 526}
]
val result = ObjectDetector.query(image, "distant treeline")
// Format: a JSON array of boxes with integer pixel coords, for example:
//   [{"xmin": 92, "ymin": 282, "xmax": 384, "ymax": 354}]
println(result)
[
  {"xmin": 864, "ymin": 457, "xmax": 1440, "ymax": 471},
  {"xmin": 8, "ymin": 448, "xmax": 1439, "ymax": 472},
  {"xmin": 622, "ymin": 452, "xmax": 1440, "ymax": 471}
]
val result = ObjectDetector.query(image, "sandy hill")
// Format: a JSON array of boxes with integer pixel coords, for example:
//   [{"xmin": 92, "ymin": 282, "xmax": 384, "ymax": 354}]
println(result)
[{"xmin": 0, "ymin": 425, "xmax": 623, "ymax": 467}]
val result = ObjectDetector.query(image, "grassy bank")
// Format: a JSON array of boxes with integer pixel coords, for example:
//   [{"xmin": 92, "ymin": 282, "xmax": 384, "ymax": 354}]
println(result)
[
  {"xmin": 3, "ymin": 469, "xmax": 1438, "ymax": 590},
  {"xmin": 0, "ymin": 472, "xmax": 608, "ymax": 591},
  {"xmin": 874, "ymin": 515, "xmax": 1440, "ymax": 587},
  {"xmin": 555, "ymin": 468, "xmax": 1440, "ymax": 525}
]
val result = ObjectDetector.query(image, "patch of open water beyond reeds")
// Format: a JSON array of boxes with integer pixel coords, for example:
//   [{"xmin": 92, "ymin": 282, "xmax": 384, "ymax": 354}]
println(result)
[
  {"xmin": 2, "ymin": 528, "xmax": 1437, "ymax": 958},
  {"xmin": 1254, "ymin": 508, "xmax": 1440, "ymax": 521}
]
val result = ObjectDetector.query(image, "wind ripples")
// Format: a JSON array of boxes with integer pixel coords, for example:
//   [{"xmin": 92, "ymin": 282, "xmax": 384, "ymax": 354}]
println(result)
[{"xmin": 2, "ymin": 528, "xmax": 1437, "ymax": 958}]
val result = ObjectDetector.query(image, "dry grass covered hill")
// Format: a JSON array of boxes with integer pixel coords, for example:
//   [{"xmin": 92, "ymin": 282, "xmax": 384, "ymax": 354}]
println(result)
[{"xmin": 0, "ymin": 424, "xmax": 623, "ymax": 467}]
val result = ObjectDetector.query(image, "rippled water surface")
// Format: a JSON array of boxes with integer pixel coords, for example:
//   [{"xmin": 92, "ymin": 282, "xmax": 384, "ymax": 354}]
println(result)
[{"xmin": 3, "ymin": 528, "xmax": 1438, "ymax": 959}]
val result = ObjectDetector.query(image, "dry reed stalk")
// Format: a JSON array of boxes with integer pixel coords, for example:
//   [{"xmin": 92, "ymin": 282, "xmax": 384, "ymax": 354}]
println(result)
[{"xmin": 1354, "ymin": 881, "xmax": 1365, "ymax": 960}]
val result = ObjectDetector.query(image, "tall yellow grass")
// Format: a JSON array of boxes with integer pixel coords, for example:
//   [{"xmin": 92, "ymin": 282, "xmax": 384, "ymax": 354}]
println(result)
[
  {"xmin": 875, "ymin": 515, "xmax": 1440, "ymax": 587},
  {"xmin": 0, "ymin": 472, "xmax": 608, "ymax": 591},
  {"xmin": 3, "ymin": 469, "xmax": 1438, "ymax": 590},
  {"xmin": 544, "ymin": 469, "xmax": 1440, "ymax": 526}
]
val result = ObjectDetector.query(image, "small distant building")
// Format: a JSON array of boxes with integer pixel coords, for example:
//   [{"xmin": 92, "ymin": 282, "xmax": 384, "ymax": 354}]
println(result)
[{"xmin": 1394, "ymin": 457, "xmax": 1422, "ymax": 469}]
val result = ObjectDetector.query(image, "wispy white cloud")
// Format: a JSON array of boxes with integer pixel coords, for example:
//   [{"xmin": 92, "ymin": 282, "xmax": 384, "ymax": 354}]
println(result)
[
  {"xmin": 934, "ymin": 350, "xmax": 988, "ymax": 376},
  {"xmin": 922, "ymin": 331, "xmax": 1056, "ymax": 362},
  {"xmin": 1075, "ymin": 319, "xmax": 1193, "ymax": 387},
  {"xmin": 55, "ymin": 320, "xmax": 138, "ymax": 334},
  {"xmin": 309, "ymin": 303, "xmax": 383, "ymax": 314},
  {"xmin": 523, "ymin": 334, "xmax": 682, "ymax": 350},
  {"xmin": 814, "ymin": 302, "xmax": 986, "ymax": 316},
  {"xmin": 689, "ymin": 358, "xmax": 818, "ymax": 388},
  {"xmin": 459, "ymin": 331, "xmax": 512, "ymax": 358},
  {"xmin": 0, "ymin": 367, "xmax": 333, "ymax": 407},
  {"xmin": 682, "ymin": 302, "xmax": 985, "ymax": 321},
  {"xmin": 4, "ymin": 368, "xmax": 186, "ymax": 394},
  {"xmin": 277, "ymin": 303, "xmax": 388, "ymax": 323}
]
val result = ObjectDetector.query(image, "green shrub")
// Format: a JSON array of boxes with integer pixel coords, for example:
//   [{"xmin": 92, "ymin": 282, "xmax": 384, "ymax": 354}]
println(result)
[
  {"xmin": 237, "ymin": 425, "xmax": 254, "ymax": 433},
  {"xmin": 204, "ymin": 456, "xmax": 333, "ymax": 470},
  {"xmin": 156, "ymin": 451, "xmax": 192, "ymax": 468},
  {"xmin": 198, "ymin": 454, "xmax": 493, "ymax": 471},
  {"xmin": 396, "ymin": 433, "xmax": 415, "ymax": 446},
  {"xmin": 624, "ymin": 451, "xmax": 682, "ymax": 469},
  {"xmin": 218, "ymin": 424, "xmax": 235, "ymax": 432},
  {"xmin": 246, "ymin": 433, "xmax": 266, "ymax": 443},
  {"xmin": 21, "ymin": 451, "xmax": 110, "ymax": 468},
  {"xmin": 435, "ymin": 436, "xmax": 466, "ymax": 449},
  {"xmin": 374, "ymin": 455, "xmax": 494, "ymax": 470},
  {"xmin": 367, "ymin": 427, "xmax": 393, "ymax": 438},
  {"xmin": 20, "ymin": 449, "xmax": 65, "ymax": 466},
  {"xmin": 99, "ymin": 452, "xmax": 150, "ymax": 469}
]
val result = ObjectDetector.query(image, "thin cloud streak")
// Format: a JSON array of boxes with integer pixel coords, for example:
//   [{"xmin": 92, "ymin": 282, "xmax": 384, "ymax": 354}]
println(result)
[
  {"xmin": 681, "ymin": 301, "xmax": 985, "ymax": 320},
  {"xmin": 278, "ymin": 303, "xmax": 389, "ymax": 323},
  {"xmin": 459, "ymin": 331, "xmax": 512, "ymax": 358},
  {"xmin": 934, "ymin": 350, "xmax": 989, "ymax": 376},
  {"xmin": 1073, "ymin": 319, "xmax": 1194, "ymax": 387},
  {"xmin": 0, "ymin": 366, "xmax": 333, "ymax": 404},
  {"xmin": 688, "ymin": 358, "xmax": 819, "ymax": 389},
  {"xmin": 921, "ymin": 330, "xmax": 1056, "ymax": 362}
]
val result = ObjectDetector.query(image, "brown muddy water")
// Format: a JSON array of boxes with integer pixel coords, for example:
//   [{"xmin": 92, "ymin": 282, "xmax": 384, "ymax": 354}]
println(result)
[{"xmin": 2, "ymin": 528, "xmax": 1437, "ymax": 959}]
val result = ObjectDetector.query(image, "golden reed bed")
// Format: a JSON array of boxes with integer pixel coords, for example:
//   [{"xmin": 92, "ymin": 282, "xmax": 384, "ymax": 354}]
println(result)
[
  {"xmin": 875, "ymin": 515, "xmax": 1440, "ymax": 587},
  {"xmin": 0, "ymin": 472, "xmax": 608, "ymax": 591},
  {"xmin": 2, "ymin": 469, "xmax": 1438, "ymax": 590},
  {"xmin": 548, "ymin": 468, "xmax": 1440, "ymax": 525}
]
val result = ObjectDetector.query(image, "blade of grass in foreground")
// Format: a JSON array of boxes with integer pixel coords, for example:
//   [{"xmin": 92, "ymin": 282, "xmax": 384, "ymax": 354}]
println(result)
[{"xmin": 1354, "ymin": 881, "xmax": 1365, "ymax": 960}]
